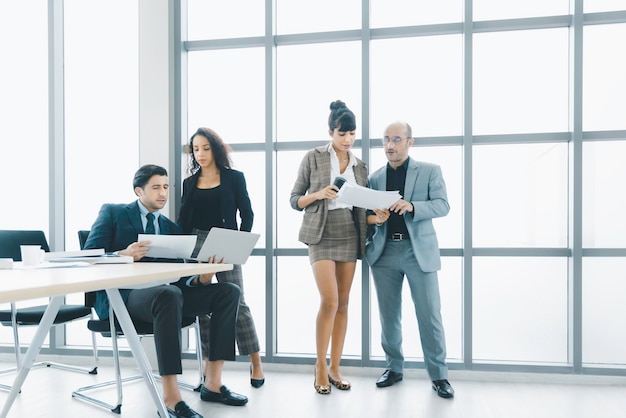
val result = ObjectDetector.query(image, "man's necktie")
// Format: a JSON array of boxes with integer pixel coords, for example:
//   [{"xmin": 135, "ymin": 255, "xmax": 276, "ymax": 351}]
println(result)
[{"xmin": 145, "ymin": 212, "xmax": 156, "ymax": 234}]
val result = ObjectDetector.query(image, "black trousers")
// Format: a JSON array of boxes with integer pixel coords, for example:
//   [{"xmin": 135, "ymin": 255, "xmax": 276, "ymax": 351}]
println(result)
[{"xmin": 125, "ymin": 282, "xmax": 241, "ymax": 376}]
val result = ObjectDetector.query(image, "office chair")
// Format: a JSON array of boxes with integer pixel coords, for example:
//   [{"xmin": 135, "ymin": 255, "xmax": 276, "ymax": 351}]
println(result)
[
  {"xmin": 0, "ymin": 230, "xmax": 98, "ymax": 392},
  {"xmin": 72, "ymin": 230, "xmax": 204, "ymax": 414}
]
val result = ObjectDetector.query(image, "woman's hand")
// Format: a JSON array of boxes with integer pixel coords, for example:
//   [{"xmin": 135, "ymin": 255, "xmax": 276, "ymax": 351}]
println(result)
[
  {"xmin": 205, "ymin": 255, "xmax": 225, "ymax": 264},
  {"xmin": 316, "ymin": 185, "xmax": 340, "ymax": 201},
  {"xmin": 196, "ymin": 255, "xmax": 226, "ymax": 285}
]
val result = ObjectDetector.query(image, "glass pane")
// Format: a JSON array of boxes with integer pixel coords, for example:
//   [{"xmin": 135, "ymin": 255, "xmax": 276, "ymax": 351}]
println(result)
[
  {"xmin": 231, "ymin": 151, "xmax": 266, "ymax": 241},
  {"xmin": 276, "ymin": 42, "xmax": 361, "ymax": 141},
  {"xmin": 585, "ymin": 0, "xmax": 626, "ymax": 13},
  {"xmin": 370, "ymin": 145, "xmax": 463, "ymax": 249},
  {"xmin": 276, "ymin": 0, "xmax": 360, "ymax": 35},
  {"xmin": 583, "ymin": 258, "xmax": 626, "ymax": 365},
  {"xmin": 474, "ymin": 0, "xmax": 569, "ymax": 21},
  {"xmin": 0, "ymin": 0, "xmax": 48, "ymax": 233},
  {"xmin": 277, "ymin": 257, "xmax": 362, "ymax": 357},
  {"xmin": 188, "ymin": 48, "xmax": 265, "ymax": 144},
  {"xmin": 64, "ymin": 0, "xmax": 139, "ymax": 252},
  {"xmin": 473, "ymin": 257, "xmax": 568, "ymax": 363},
  {"xmin": 474, "ymin": 29, "xmax": 569, "ymax": 135},
  {"xmin": 583, "ymin": 24, "xmax": 626, "ymax": 131},
  {"xmin": 473, "ymin": 143, "xmax": 568, "ymax": 247},
  {"xmin": 187, "ymin": 0, "xmax": 264, "ymax": 40},
  {"xmin": 370, "ymin": 257, "xmax": 463, "ymax": 361},
  {"xmin": 582, "ymin": 141, "xmax": 626, "ymax": 248},
  {"xmin": 370, "ymin": 0, "xmax": 462, "ymax": 28},
  {"xmin": 370, "ymin": 36, "xmax": 463, "ymax": 138},
  {"xmin": 277, "ymin": 151, "xmax": 308, "ymax": 249}
]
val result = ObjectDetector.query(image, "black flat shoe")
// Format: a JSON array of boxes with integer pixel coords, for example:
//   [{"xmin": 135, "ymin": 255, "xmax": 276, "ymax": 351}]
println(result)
[
  {"xmin": 376, "ymin": 370, "xmax": 403, "ymax": 388},
  {"xmin": 432, "ymin": 379, "xmax": 455, "ymax": 398},
  {"xmin": 250, "ymin": 365, "xmax": 265, "ymax": 388},
  {"xmin": 158, "ymin": 401, "xmax": 203, "ymax": 418},
  {"xmin": 200, "ymin": 385, "xmax": 248, "ymax": 406}
]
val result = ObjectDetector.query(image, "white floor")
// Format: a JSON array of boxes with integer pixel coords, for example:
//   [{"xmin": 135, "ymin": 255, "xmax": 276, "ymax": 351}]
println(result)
[{"xmin": 1, "ymin": 355, "xmax": 625, "ymax": 418}]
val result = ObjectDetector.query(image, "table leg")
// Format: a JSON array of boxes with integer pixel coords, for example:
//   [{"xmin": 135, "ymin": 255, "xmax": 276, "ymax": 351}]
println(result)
[
  {"xmin": 105, "ymin": 288, "xmax": 168, "ymax": 418},
  {"xmin": 0, "ymin": 296, "xmax": 64, "ymax": 418}
]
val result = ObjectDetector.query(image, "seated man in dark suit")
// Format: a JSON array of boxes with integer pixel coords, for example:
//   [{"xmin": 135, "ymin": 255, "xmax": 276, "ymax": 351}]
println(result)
[{"xmin": 85, "ymin": 164, "xmax": 248, "ymax": 418}]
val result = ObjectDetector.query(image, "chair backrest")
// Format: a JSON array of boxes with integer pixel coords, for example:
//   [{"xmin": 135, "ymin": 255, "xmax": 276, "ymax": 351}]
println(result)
[
  {"xmin": 0, "ymin": 230, "xmax": 50, "ymax": 261},
  {"xmin": 78, "ymin": 230, "xmax": 90, "ymax": 250},
  {"xmin": 77, "ymin": 230, "xmax": 98, "ymax": 308}
]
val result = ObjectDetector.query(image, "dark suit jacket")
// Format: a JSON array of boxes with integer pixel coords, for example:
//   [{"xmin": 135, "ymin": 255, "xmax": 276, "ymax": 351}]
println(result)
[
  {"xmin": 178, "ymin": 168, "xmax": 253, "ymax": 233},
  {"xmin": 84, "ymin": 200, "xmax": 184, "ymax": 319},
  {"xmin": 289, "ymin": 145, "xmax": 369, "ymax": 258}
]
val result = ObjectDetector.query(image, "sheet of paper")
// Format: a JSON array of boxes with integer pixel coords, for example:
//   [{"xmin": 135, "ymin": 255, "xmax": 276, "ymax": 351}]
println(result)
[
  {"xmin": 44, "ymin": 248, "xmax": 104, "ymax": 261},
  {"xmin": 137, "ymin": 234, "xmax": 197, "ymax": 259},
  {"xmin": 336, "ymin": 182, "xmax": 402, "ymax": 210},
  {"xmin": 15, "ymin": 261, "xmax": 91, "ymax": 269}
]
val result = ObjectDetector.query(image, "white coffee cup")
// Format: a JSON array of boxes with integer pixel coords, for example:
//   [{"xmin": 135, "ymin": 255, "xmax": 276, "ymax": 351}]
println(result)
[{"xmin": 20, "ymin": 245, "xmax": 45, "ymax": 266}]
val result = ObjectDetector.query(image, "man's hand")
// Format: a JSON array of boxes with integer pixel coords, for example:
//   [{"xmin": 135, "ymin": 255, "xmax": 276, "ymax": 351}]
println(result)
[
  {"xmin": 120, "ymin": 240, "xmax": 151, "ymax": 261},
  {"xmin": 389, "ymin": 199, "xmax": 414, "ymax": 216},
  {"xmin": 371, "ymin": 208, "xmax": 391, "ymax": 226}
]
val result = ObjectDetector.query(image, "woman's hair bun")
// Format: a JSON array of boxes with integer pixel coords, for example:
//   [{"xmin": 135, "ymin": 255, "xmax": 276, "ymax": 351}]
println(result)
[{"xmin": 330, "ymin": 100, "xmax": 347, "ymax": 110}]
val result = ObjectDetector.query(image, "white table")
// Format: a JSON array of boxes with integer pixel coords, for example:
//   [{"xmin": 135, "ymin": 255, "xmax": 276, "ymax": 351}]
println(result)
[{"xmin": 0, "ymin": 262, "xmax": 233, "ymax": 418}]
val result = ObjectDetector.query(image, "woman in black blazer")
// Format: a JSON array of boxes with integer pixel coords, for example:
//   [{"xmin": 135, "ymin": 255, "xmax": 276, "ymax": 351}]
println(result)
[{"xmin": 178, "ymin": 127, "xmax": 264, "ymax": 388}]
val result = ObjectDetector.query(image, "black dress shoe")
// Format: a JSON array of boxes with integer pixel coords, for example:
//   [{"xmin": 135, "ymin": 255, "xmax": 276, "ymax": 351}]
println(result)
[
  {"xmin": 250, "ymin": 365, "xmax": 265, "ymax": 388},
  {"xmin": 200, "ymin": 385, "xmax": 248, "ymax": 406},
  {"xmin": 159, "ymin": 401, "xmax": 203, "ymax": 418},
  {"xmin": 432, "ymin": 379, "xmax": 454, "ymax": 398},
  {"xmin": 376, "ymin": 370, "xmax": 403, "ymax": 388}
]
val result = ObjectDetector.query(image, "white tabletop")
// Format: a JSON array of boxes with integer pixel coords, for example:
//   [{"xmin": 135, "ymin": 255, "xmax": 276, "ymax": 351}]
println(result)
[{"xmin": 0, "ymin": 262, "xmax": 233, "ymax": 303}]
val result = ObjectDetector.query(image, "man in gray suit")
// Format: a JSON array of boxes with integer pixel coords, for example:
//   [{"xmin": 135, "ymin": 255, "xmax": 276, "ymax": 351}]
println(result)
[{"xmin": 365, "ymin": 121, "xmax": 454, "ymax": 398}]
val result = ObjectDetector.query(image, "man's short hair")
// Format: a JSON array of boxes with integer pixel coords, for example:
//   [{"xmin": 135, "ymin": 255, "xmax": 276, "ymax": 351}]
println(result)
[{"xmin": 133, "ymin": 164, "xmax": 168, "ymax": 190}]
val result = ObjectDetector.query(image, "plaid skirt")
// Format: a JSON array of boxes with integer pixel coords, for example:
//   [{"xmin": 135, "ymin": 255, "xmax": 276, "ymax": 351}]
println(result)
[{"xmin": 308, "ymin": 208, "xmax": 358, "ymax": 264}]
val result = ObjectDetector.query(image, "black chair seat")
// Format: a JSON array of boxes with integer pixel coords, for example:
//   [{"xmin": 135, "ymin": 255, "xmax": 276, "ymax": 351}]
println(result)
[
  {"xmin": 0, "ymin": 304, "xmax": 92, "ymax": 326},
  {"xmin": 88, "ymin": 316, "xmax": 197, "ymax": 336}
]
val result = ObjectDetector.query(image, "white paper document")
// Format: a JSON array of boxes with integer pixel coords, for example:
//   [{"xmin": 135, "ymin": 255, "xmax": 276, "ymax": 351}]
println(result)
[
  {"xmin": 44, "ymin": 248, "xmax": 104, "ymax": 261},
  {"xmin": 336, "ymin": 183, "xmax": 402, "ymax": 210},
  {"xmin": 137, "ymin": 234, "xmax": 197, "ymax": 259}
]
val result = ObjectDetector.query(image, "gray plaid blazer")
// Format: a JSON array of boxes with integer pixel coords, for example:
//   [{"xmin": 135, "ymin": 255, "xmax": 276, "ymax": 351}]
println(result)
[{"xmin": 290, "ymin": 145, "xmax": 369, "ymax": 258}]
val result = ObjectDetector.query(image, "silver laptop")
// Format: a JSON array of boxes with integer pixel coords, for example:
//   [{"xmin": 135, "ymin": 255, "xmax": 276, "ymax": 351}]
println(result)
[{"xmin": 194, "ymin": 228, "xmax": 260, "ymax": 265}]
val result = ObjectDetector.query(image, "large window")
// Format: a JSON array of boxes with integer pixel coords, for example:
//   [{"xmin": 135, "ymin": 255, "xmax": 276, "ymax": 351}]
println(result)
[
  {"xmin": 4, "ymin": 0, "xmax": 626, "ymax": 375},
  {"xmin": 63, "ymin": 0, "xmax": 140, "ymax": 348},
  {"xmin": 182, "ymin": 1, "xmax": 626, "ymax": 373},
  {"xmin": 0, "ymin": 0, "xmax": 49, "ymax": 348},
  {"xmin": 0, "ymin": 1, "xmax": 49, "ymax": 233}
]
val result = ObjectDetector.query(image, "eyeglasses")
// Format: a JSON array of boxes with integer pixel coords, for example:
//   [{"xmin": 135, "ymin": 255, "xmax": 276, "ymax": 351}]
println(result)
[{"xmin": 383, "ymin": 136, "xmax": 408, "ymax": 145}]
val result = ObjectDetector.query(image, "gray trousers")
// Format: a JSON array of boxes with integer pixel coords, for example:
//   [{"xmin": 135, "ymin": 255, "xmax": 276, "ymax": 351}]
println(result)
[
  {"xmin": 193, "ymin": 229, "xmax": 261, "ymax": 356},
  {"xmin": 370, "ymin": 240, "xmax": 448, "ymax": 381}
]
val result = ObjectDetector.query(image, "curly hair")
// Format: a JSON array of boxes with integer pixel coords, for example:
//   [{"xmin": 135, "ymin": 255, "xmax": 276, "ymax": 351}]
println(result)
[{"xmin": 187, "ymin": 127, "xmax": 233, "ymax": 175}]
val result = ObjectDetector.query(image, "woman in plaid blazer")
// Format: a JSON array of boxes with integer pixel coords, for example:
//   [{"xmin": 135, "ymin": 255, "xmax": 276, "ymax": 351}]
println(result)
[{"xmin": 290, "ymin": 100, "xmax": 368, "ymax": 395}]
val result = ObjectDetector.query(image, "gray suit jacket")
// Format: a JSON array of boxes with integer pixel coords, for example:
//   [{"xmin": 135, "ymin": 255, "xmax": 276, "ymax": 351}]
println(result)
[
  {"xmin": 290, "ymin": 145, "xmax": 369, "ymax": 258},
  {"xmin": 365, "ymin": 157, "xmax": 449, "ymax": 272}
]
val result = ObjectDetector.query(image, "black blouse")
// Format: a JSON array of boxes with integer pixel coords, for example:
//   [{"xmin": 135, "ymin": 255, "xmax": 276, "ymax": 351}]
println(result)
[{"xmin": 190, "ymin": 186, "xmax": 223, "ymax": 231}]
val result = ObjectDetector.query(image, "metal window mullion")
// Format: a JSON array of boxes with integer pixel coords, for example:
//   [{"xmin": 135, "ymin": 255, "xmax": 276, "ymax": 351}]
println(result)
[
  {"xmin": 48, "ymin": 0, "xmax": 66, "ymax": 351},
  {"xmin": 569, "ymin": 0, "xmax": 584, "ymax": 374},
  {"xmin": 462, "ymin": 0, "xmax": 474, "ymax": 371},
  {"xmin": 265, "ymin": 0, "xmax": 277, "ymax": 363},
  {"xmin": 360, "ymin": 0, "xmax": 371, "ymax": 367}
]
